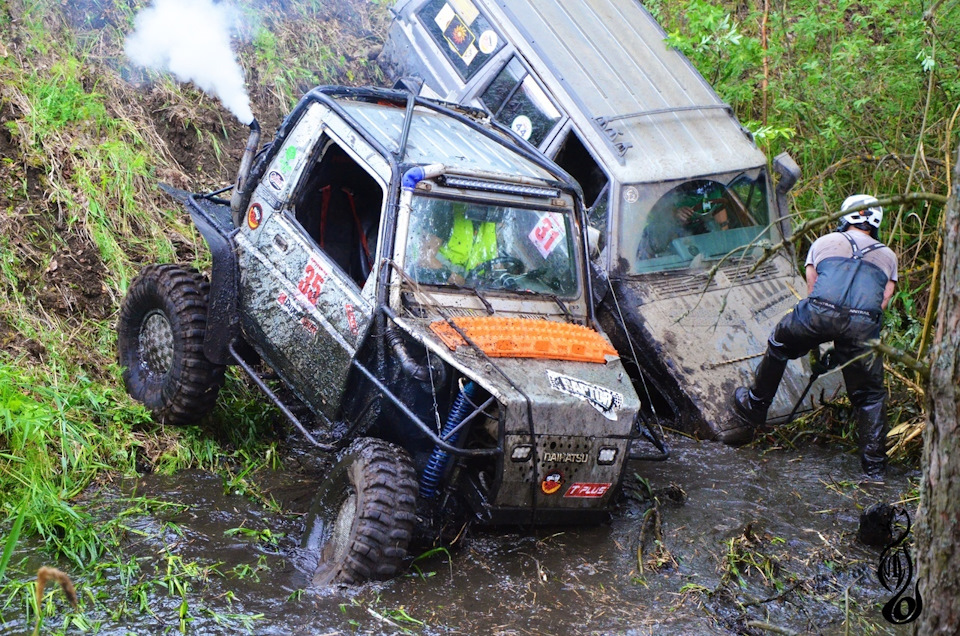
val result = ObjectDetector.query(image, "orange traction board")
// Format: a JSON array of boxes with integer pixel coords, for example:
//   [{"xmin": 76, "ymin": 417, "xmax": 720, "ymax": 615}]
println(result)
[{"xmin": 429, "ymin": 317, "xmax": 617, "ymax": 364}]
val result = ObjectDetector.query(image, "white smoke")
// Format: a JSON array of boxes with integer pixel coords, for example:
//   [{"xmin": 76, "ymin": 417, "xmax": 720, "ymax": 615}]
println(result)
[{"xmin": 125, "ymin": 0, "xmax": 254, "ymax": 124}]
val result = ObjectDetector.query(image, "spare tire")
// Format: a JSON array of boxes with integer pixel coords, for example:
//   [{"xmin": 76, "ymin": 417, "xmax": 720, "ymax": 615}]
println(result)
[
  {"xmin": 303, "ymin": 437, "xmax": 419, "ymax": 585},
  {"xmin": 117, "ymin": 264, "xmax": 225, "ymax": 426}
]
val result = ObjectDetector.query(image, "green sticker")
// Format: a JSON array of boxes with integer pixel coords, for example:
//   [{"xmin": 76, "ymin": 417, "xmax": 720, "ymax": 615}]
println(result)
[{"xmin": 278, "ymin": 145, "xmax": 298, "ymax": 173}]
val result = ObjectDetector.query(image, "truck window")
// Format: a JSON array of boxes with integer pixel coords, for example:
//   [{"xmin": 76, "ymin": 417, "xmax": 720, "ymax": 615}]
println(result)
[
  {"xmin": 416, "ymin": 0, "xmax": 504, "ymax": 82},
  {"xmin": 292, "ymin": 142, "xmax": 384, "ymax": 287},
  {"xmin": 480, "ymin": 57, "xmax": 561, "ymax": 147},
  {"xmin": 625, "ymin": 172, "xmax": 771, "ymax": 274},
  {"xmin": 403, "ymin": 195, "xmax": 579, "ymax": 297},
  {"xmin": 552, "ymin": 131, "xmax": 609, "ymax": 233}
]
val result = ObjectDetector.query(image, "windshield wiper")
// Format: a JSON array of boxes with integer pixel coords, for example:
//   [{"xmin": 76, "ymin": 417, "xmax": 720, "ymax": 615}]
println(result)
[
  {"xmin": 513, "ymin": 289, "xmax": 574, "ymax": 322},
  {"xmin": 448, "ymin": 283, "xmax": 495, "ymax": 315},
  {"xmin": 544, "ymin": 293, "xmax": 574, "ymax": 322}
]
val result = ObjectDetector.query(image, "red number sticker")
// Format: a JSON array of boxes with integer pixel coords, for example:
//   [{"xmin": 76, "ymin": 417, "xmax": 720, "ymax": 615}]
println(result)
[
  {"xmin": 529, "ymin": 213, "xmax": 566, "ymax": 258},
  {"xmin": 297, "ymin": 258, "xmax": 327, "ymax": 305}
]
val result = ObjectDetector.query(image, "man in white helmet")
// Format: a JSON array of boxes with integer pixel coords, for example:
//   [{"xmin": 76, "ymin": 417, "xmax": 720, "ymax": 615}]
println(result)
[{"xmin": 727, "ymin": 194, "xmax": 898, "ymax": 477}]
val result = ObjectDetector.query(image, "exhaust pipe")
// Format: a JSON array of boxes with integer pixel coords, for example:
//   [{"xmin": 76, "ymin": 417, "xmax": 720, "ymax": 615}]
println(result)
[{"xmin": 230, "ymin": 118, "xmax": 261, "ymax": 226}]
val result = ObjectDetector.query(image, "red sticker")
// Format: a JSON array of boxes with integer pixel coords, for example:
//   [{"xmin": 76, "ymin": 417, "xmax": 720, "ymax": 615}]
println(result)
[
  {"xmin": 300, "ymin": 316, "xmax": 318, "ymax": 336},
  {"xmin": 247, "ymin": 203, "xmax": 263, "ymax": 230},
  {"xmin": 297, "ymin": 258, "xmax": 328, "ymax": 305},
  {"xmin": 529, "ymin": 213, "xmax": 565, "ymax": 258},
  {"xmin": 345, "ymin": 303, "xmax": 359, "ymax": 336},
  {"xmin": 541, "ymin": 471, "xmax": 563, "ymax": 495},
  {"xmin": 563, "ymin": 483, "xmax": 611, "ymax": 498}
]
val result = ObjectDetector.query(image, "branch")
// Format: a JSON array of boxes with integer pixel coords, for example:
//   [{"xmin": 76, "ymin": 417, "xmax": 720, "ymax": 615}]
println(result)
[{"xmin": 868, "ymin": 339, "xmax": 930, "ymax": 380}]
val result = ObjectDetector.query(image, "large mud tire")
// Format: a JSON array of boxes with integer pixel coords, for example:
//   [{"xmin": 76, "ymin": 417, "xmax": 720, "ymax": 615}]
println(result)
[
  {"xmin": 117, "ymin": 264, "xmax": 225, "ymax": 426},
  {"xmin": 303, "ymin": 437, "xmax": 419, "ymax": 585}
]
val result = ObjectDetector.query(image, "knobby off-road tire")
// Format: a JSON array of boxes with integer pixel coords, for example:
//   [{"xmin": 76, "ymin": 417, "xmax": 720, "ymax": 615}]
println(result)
[
  {"xmin": 117, "ymin": 264, "xmax": 225, "ymax": 426},
  {"xmin": 303, "ymin": 437, "xmax": 419, "ymax": 585}
]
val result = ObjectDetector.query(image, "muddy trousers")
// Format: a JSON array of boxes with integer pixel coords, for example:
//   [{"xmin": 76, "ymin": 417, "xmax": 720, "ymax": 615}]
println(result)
[{"xmin": 741, "ymin": 299, "xmax": 888, "ymax": 475}]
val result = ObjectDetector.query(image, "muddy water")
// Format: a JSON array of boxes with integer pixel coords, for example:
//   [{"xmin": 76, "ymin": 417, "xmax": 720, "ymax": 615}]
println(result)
[{"xmin": 12, "ymin": 437, "xmax": 918, "ymax": 635}]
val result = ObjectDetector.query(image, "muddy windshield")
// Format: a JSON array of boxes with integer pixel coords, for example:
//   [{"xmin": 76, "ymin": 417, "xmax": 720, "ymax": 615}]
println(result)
[
  {"xmin": 621, "ymin": 170, "xmax": 772, "ymax": 274},
  {"xmin": 403, "ymin": 195, "xmax": 579, "ymax": 297}
]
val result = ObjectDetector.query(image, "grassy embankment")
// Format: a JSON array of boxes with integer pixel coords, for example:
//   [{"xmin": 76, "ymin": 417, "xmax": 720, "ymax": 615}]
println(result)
[{"xmin": 0, "ymin": 0, "xmax": 389, "ymax": 630}]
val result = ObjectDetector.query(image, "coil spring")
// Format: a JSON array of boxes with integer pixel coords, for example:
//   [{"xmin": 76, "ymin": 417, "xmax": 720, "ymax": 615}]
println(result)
[{"xmin": 419, "ymin": 381, "xmax": 476, "ymax": 499}]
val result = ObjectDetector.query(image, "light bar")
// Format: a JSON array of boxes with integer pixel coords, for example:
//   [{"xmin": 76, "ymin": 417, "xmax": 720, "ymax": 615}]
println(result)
[{"xmin": 443, "ymin": 176, "xmax": 560, "ymax": 199}]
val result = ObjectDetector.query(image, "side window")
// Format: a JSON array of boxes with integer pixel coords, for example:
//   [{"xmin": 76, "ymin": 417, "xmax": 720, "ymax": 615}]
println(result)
[
  {"xmin": 292, "ymin": 141, "xmax": 385, "ymax": 287},
  {"xmin": 416, "ymin": 0, "xmax": 504, "ymax": 82},
  {"xmin": 480, "ymin": 57, "xmax": 562, "ymax": 147},
  {"xmin": 552, "ymin": 131, "xmax": 609, "ymax": 229}
]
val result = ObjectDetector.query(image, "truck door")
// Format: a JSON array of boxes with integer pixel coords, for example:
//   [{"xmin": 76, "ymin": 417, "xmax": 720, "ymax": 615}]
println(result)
[{"xmin": 236, "ymin": 108, "xmax": 386, "ymax": 418}]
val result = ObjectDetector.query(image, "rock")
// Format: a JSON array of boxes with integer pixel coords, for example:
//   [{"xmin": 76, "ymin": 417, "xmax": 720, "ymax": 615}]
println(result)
[{"xmin": 858, "ymin": 502, "xmax": 894, "ymax": 547}]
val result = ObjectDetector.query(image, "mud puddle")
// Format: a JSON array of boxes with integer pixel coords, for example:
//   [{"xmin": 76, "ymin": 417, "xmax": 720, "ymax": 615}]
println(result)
[{"xmin": 8, "ymin": 436, "xmax": 917, "ymax": 635}]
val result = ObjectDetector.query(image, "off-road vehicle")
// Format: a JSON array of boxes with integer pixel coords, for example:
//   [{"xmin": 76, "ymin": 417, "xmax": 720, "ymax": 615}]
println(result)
[
  {"xmin": 381, "ymin": 0, "xmax": 840, "ymax": 441},
  {"xmin": 117, "ymin": 86, "xmax": 659, "ymax": 585}
]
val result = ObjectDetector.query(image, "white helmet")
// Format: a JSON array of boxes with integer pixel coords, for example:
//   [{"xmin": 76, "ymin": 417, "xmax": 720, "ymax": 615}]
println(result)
[{"xmin": 840, "ymin": 194, "xmax": 883, "ymax": 230}]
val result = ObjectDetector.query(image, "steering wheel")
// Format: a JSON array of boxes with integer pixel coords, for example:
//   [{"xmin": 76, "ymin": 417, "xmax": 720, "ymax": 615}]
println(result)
[{"xmin": 467, "ymin": 256, "xmax": 525, "ymax": 280}]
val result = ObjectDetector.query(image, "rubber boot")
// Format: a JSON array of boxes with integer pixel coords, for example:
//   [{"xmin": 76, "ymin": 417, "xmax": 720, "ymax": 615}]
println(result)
[
  {"xmin": 732, "ymin": 353, "xmax": 788, "ymax": 426},
  {"xmin": 857, "ymin": 401, "xmax": 888, "ymax": 478}
]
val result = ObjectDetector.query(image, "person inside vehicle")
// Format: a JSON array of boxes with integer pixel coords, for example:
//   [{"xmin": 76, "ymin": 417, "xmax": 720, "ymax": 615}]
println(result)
[
  {"xmin": 637, "ymin": 180, "xmax": 732, "ymax": 260},
  {"xmin": 411, "ymin": 202, "xmax": 501, "ymax": 286},
  {"xmin": 725, "ymin": 194, "xmax": 898, "ymax": 478}
]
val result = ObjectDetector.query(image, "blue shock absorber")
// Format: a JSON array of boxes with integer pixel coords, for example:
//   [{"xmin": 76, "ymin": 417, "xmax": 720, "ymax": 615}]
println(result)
[{"xmin": 420, "ymin": 382, "xmax": 477, "ymax": 499}]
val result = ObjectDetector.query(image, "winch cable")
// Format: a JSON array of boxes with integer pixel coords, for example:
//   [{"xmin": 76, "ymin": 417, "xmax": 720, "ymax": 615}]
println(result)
[
  {"xmin": 606, "ymin": 276, "xmax": 669, "ymax": 461},
  {"xmin": 785, "ymin": 347, "xmax": 842, "ymax": 424}
]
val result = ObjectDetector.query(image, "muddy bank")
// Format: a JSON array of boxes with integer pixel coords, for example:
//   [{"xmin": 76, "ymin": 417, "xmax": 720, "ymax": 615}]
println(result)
[{"xmin": 5, "ymin": 435, "xmax": 916, "ymax": 635}]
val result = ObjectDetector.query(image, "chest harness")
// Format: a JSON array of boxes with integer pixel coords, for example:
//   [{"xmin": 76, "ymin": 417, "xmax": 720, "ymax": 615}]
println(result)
[{"xmin": 808, "ymin": 233, "xmax": 888, "ymax": 319}]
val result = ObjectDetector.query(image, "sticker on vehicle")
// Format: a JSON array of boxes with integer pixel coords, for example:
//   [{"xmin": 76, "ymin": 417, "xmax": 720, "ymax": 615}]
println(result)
[
  {"xmin": 247, "ymin": 203, "xmax": 263, "ymax": 230},
  {"xmin": 541, "ymin": 471, "xmax": 563, "ymax": 495},
  {"xmin": 436, "ymin": 4, "xmax": 477, "ymax": 64},
  {"xmin": 478, "ymin": 29, "xmax": 498, "ymax": 54},
  {"xmin": 268, "ymin": 170, "xmax": 285, "ymax": 190},
  {"xmin": 622, "ymin": 185, "xmax": 639, "ymax": 203},
  {"xmin": 345, "ymin": 302, "xmax": 359, "ymax": 336},
  {"xmin": 529, "ymin": 212, "xmax": 566, "ymax": 258},
  {"xmin": 300, "ymin": 316, "xmax": 319, "ymax": 336},
  {"xmin": 297, "ymin": 257, "xmax": 328, "ymax": 306},
  {"xmin": 511, "ymin": 114, "xmax": 532, "ymax": 140},
  {"xmin": 277, "ymin": 145, "xmax": 298, "ymax": 173},
  {"xmin": 277, "ymin": 292, "xmax": 300, "ymax": 320},
  {"xmin": 564, "ymin": 483, "xmax": 612, "ymax": 498},
  {"xmin": 547, "ymin": 370, "xmax": 623, "ymax": 421}
]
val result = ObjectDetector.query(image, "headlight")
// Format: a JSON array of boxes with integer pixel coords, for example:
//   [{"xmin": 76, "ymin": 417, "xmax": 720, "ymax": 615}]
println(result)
[
  {"xmin": 511, "ymin": 445, "xmax": 533, "ymax": 462},
  {"xmin": 598, "ymin": 447, "xmax": 617, "ymax": 465}
]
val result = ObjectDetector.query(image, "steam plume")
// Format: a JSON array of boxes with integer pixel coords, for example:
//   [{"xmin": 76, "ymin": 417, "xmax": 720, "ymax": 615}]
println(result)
[{"xmin": 125, "ymin": 0, "xmax": 254, "ymax": 124}]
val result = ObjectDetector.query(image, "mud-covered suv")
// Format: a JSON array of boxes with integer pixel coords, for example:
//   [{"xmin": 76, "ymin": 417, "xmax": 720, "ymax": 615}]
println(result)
[{"xmin": 117, "ymin": 86, "xmax": 654, "ymax": 585}]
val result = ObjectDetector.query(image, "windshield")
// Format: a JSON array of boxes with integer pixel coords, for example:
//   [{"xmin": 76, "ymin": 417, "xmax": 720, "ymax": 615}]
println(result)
[
  {"xmin": 622, "ymin": 170, "xmax": 772, "ymax": 274},
  {"xmin": 403, "ymin": 195, "xmax": 580, "ymax": 297}
]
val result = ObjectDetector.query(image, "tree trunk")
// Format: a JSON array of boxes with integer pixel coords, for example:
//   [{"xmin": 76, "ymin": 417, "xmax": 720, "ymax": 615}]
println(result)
[{"xmin": 914, "ymin": 149, "xmax": 960, "ymax": 633}]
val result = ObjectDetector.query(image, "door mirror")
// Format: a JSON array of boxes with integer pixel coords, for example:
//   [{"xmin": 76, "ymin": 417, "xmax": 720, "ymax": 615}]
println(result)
[
  {"xmin": 773, "ymin": 152, "xmax": 801, "ymax": 240},
  {"xmin": 773, "ymin": 152, "xmax": 800, "ymax": 197}
]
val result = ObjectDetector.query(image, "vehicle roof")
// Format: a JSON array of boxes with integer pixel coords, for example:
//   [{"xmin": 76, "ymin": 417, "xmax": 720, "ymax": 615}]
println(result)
[
  {"xmin": 491, "ymin": 0, "xmax": 768, "ymax": 184},
  {"xmin": 336, "ymin": 99, "xmax": 555, "ymax": 182}
]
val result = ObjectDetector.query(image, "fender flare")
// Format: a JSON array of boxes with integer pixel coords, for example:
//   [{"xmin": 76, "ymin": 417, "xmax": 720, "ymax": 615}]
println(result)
[{"xmin": 187, "ymin": 197, "xmax": 241, "ymax": 366}]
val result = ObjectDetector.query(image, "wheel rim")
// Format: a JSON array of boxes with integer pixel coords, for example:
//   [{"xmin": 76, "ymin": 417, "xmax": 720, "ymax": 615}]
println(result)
[
  {"xmin": 139, "ymin": 310, "xmax": 174, "ymax": 375},
  {"xmin": 325, "ymin": 491, "xmax": 358, "ymax": 566}
]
